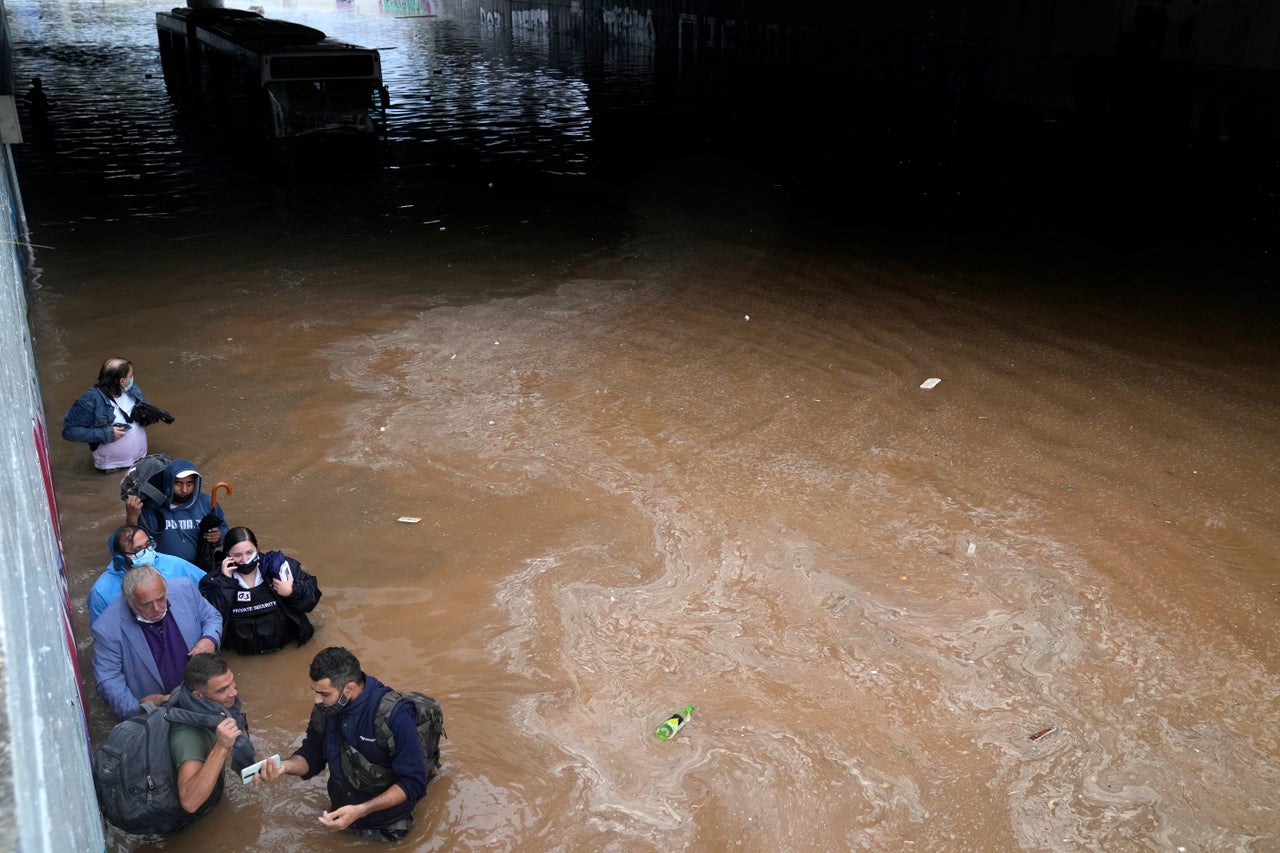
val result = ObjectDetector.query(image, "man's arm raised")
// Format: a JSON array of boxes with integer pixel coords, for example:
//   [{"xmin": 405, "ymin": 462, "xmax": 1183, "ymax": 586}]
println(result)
[{"xmin": 175, "ymin": 717, "xmax": 240, "ymax": 814}]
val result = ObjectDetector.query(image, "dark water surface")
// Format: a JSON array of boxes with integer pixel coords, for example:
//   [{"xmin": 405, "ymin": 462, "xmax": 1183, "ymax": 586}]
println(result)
[{"xmin": 10, "ymin": 1, "xmax": 1280, "ymax": 850}]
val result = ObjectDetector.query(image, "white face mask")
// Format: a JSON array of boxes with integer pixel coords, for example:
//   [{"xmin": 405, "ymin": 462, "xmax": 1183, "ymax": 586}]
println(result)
[{"xmin": 134, "ymin": 606, "xmax": 168, "ymax": 625}]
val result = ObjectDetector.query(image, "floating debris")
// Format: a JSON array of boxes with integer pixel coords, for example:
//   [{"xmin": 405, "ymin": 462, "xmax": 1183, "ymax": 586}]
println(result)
[{"xmin": 655, "ymin": 705, "xmax": 695, "ymax": 740}]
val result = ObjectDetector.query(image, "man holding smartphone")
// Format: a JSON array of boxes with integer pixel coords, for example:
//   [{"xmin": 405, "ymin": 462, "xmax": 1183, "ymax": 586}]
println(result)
[{"xmin": 254, "ymin": 647, "xmax": 432, "ymax": 841}]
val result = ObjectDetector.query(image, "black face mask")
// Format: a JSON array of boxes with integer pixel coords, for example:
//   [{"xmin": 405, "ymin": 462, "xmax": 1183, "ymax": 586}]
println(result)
[
  {"xmin": 317, "ymin": 692, "xmax": 350, "ymax": 717},
  {"xmin": 234, "ymin": 553, "xmax": 261, "ymax": 575}
]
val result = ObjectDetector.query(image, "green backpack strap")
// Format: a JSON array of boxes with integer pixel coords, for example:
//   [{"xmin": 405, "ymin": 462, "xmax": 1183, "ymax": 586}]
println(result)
[{"xmin": 373, "ymin": 689, "xmax": 405, "ymax": 754}]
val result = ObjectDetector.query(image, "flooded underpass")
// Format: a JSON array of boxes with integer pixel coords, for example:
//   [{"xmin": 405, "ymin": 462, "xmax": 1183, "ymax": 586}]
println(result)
[{"xmin": 9, "ymin": 0, "xmax": 1280, "ymax": 850}]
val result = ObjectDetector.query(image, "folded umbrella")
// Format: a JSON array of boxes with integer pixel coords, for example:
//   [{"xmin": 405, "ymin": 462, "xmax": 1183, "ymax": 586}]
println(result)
[{"xmin": 194, "ymin": 481, "xmax": 233, "ymax": 573}]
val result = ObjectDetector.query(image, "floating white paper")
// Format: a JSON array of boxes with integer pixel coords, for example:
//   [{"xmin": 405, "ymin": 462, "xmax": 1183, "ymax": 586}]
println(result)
[
  {"xmin": 397, "ymin": 517, "xmax": 421, "ymax": 524},
  {"xmin": 920, "ymin": 377, "xmax": 942, "ymax": 389}
]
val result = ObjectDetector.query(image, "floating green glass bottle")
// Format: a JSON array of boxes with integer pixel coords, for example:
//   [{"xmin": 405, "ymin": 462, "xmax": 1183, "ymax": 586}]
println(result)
[{"xmin": 655, "ymin": 705, "xmax": 695, "ymax": 739}]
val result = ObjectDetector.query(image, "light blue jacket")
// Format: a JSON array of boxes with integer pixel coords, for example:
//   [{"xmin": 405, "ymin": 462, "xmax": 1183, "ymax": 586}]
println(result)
[
  {"xmin": 87, "ymin": 529, "xmax": 207, "ymax": 624},
  {"xmin": 91, "ymin": 576, "xmax": 222, "ymax": 720}
]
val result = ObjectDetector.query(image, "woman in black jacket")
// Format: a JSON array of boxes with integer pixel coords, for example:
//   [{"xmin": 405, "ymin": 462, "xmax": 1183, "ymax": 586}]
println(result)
[{"xmin": 200, "ymin": 526, "xmax": 322, "ymax": 654}]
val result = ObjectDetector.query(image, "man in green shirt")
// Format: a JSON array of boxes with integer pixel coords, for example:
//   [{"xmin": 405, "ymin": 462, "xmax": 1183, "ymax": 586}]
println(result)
[{"xmin": 169, "ymin": 654, "xmax": 251, "ymax": 818}]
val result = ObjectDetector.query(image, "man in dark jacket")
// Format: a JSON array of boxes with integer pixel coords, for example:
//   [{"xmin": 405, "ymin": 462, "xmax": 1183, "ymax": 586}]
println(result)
[
  {"xmin": 125, "ymin": 457, "xmax": 227, "ymax": 566},
  {"xmin": 256, "ymin": 647, "xmax": 429, "ymax": 841}
]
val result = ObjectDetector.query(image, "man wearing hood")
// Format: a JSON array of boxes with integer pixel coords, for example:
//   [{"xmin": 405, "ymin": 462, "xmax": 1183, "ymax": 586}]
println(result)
[
  {"xmin": 255, "ymin": 647, "xmax": 430, "ymax": 841},
  {"xmin": 125, "ymin": 458, "xmax": 227, "ymax": 566},
  {"xmin": 88, "ymin": 525, "xmax": 207, "ymax": 625}
]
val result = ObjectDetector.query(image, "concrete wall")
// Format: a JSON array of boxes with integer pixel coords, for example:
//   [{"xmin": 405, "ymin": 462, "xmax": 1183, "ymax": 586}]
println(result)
[
  {"xmin": 0, "ymin": 2, "xmax": 106, "ymax": 847},
  {"xmin": 466, "ymin": 0, "xmax": 1280, "ymax": 155},
  {"xmin": 470, "ymin": 0, "xmax": 1280, "ymax": 69}
]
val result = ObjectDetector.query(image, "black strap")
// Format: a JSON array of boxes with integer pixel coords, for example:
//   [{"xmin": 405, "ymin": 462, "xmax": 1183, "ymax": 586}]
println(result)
[{"xmin": 98, "ymin": 387, "xmax": 133, "ymax": 423}]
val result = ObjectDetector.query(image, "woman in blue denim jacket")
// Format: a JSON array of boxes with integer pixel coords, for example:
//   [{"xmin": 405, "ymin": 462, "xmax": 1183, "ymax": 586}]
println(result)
[{"xmin": 62, "ymin": 357, "xmax": 149, "ymax": 470}]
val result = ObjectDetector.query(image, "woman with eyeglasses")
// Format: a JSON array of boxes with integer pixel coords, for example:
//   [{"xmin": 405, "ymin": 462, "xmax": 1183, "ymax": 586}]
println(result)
[
  {"xmin": 199, "ymin": 526, "xmax": 322, "ymax": 655},
  {"xmin": 61, "ymin": 357, "xmax": 149, "ymax": 470}
]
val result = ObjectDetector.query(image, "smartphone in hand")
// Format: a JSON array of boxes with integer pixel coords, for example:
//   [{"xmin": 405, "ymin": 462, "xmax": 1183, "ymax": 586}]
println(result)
[{"xmin": 241, "ymin": 754, "xmax": 282, "ymax": 784}]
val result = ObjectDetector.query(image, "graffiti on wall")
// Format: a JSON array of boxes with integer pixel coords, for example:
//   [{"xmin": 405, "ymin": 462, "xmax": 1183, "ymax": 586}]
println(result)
[
  {"xmin": 31, "ymin": 412, "xmax": 90, "ymax": 724},
  {"xmin": 603, "ymin": 6, "xmax": 654, "ymax": 47}
]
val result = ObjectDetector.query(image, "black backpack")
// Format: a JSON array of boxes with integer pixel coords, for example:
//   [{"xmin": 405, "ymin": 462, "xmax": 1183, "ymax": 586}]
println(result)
[
  {"xmin": 93, "ymin": 698, "xmax": 223, "ymax": 835},
  {"xmin": 313, "ymin": 690, "xmax": 445, "ymax": 794},
  {"xmin": 119, "ymin": 453, "xmax": 172, "ymax": 507}
]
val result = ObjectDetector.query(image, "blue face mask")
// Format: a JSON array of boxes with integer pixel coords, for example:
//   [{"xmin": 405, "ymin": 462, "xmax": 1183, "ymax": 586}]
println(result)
[
  {"xmin": 130, "ymin": 546, "xmax": 157, "ymax": 568},
  {"xmin": 123, "ymin": 377, "xmax": 135, "ymax": 393}
]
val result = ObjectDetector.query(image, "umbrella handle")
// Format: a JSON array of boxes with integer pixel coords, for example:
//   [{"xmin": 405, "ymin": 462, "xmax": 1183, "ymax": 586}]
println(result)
[{"xmin": 211, "ymin": 481, "xmax": 233, "ymax": 509}]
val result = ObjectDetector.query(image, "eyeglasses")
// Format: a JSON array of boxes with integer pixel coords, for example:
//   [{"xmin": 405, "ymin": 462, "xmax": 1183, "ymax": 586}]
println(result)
[{"xmin": 125, "ymin": 537, "xmax": 156, "ymax": 556}]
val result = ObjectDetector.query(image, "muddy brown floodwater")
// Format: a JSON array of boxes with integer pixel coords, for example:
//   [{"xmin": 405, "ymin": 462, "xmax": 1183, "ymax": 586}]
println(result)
[{"xmin": 12, "ymin": 0, "xmax": 1280, "ymax": 850}]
